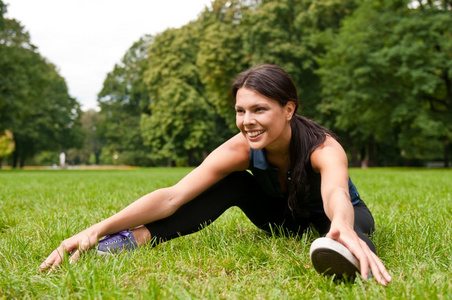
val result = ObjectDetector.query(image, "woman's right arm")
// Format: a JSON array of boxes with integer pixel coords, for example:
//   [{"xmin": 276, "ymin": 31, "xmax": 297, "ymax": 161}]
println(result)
[{"xmin": 40, "ymin": 133, "xmax": 250, "ymax": 272}]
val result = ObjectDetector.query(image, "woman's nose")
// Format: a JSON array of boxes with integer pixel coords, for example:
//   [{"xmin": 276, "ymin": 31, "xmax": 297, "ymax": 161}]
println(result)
[{"xmin": 243, "ymin": 112, "xmax": 256, "ymax": 125}]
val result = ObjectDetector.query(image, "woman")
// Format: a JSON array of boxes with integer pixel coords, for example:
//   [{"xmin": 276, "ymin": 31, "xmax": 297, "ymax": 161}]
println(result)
[{"xmin": 40, "ymin": 65, "xmax": 391, "ymax": 286}]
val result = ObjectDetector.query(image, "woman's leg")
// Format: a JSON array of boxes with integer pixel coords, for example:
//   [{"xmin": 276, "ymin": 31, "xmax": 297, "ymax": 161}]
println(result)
[
  {"xmin": 310, "ymin": 200, "xmax": 376, "ymax": 253},
  {"xmin": 352, "ymin": 200, "xmax": 376, "ymax": 253},
  {"xmin": 143, "ymin": 171, "xmax": 293, "ymax": 244}
]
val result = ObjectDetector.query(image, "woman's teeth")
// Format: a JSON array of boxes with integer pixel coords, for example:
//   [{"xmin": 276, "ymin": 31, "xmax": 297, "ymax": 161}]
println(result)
[{"xmin": 248, "ymin": 130, "xmax": 265, "ymax": 137}]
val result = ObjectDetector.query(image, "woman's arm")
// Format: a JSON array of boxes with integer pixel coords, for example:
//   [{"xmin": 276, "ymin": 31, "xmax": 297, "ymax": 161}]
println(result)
[
  {"xmin": 40, "ymin": 133, "xmax": 250, "ymax": 272},
  {"xmin": 310, "ymin": 137, "xmax": 392, "ymax": 286}
]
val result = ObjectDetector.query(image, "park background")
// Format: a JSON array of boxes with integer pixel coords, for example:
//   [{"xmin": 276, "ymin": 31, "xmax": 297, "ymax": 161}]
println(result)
[
  {"xmin": 1, "ymin": 1, "xmax": 451, "ymax": 298},
  {"xmin": 1, "ymin": 0, "xmax": 451, "ymax": 170}
]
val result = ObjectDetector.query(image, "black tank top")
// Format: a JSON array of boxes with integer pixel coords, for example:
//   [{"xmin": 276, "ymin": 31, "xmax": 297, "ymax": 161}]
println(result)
[{"xmin": 248, "ymin": 148, "xmax": 361, "ymax": 213}]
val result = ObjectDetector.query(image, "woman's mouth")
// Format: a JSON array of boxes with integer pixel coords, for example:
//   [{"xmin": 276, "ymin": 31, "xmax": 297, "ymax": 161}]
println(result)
[{"xmin": 247, "ymin": 130, "xmax": 265, "ymax": 139}]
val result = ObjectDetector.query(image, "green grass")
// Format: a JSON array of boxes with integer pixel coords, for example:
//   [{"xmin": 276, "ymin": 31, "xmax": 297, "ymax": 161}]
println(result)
[{"xmin": 0, "ymin": 168, "xmax": 451, "ymax": 299}]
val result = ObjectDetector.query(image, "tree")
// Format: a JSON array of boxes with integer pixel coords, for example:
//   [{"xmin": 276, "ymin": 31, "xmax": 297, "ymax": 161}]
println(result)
[
  {"xmin": 142, "ymin": 23, "xmax": 221, "ymax": 166},
  {"xmin": 10, "ymin": 57, "xmax": 84, "ymax": 167},
  {"xmin": 318, "ymin": 0, "xmax": 452, "ymax": 166},
  {"xmin": 0, "ymin": 129, "xmax": 14, "ymax": 167},
  {"xmin": 0, "ymin": 14, "xmax": 83, "ymax": 167},
  {"xmin": 196, "ymin": 0, "xmax": 251, "ymax": 130},
  {"xmin": 0, "ymin": 19, "xmax": 36, "ymax": 132},
  {"xmin": 242, "ymin": 0, "xmax": 359, "ymax": 120},
  {"xmin": 0, "ymin": 0, "xmax": 6, "ymax": 30},
  {"xmin": 66, "ymin": 109, "xmax": 103, "ymax": 165},
  {"xmin": 97, "ymin": 35, "xmax": 153, "ymax": 166}
]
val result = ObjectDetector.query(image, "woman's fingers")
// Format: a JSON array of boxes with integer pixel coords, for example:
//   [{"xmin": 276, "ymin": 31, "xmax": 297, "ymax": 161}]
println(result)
[
  {"xmin": 39, "ymin": 247, "xmax": 65, "ymax": 273},
  {"xmin": 39, "ymin": 231, "xmax": 98, "ymax": 274},
  {"xmin": 39, "ymin": 247, "xmax": 77, "ymax": 273},
  {"xmin": 368, "ymin": 250, "xmax": 392, "ymax": 285},
  {"xmin": 328, "ymin": 229, "xmax": 391, "ymax": 286},
  {"xmin": 355, "ymin": 239, "xmax": 392, "ymax": 285},
  {"xmin": 69, "ymin": 250, "xmax": 80, "ymax": 264}
]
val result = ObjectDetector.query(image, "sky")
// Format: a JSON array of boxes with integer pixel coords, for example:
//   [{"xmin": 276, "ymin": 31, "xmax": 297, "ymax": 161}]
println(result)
[{"xmin": 5, "ymin": 0, "xmax": 212, "ymax": 111}]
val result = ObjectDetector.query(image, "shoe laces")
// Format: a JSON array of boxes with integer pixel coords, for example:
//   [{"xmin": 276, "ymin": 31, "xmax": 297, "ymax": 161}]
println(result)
[{"xmin": 102, "ymin": 230, "xmax": 132, "ymax": 245}]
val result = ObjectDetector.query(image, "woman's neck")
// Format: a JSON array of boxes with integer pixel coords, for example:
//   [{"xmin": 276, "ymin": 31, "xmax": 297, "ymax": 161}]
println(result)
[{"xmin": 265, "ymin": 126, "xmax": 292, "ymax": 171}]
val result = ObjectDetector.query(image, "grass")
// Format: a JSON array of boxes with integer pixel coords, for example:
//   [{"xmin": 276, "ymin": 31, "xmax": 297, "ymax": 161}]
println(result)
[{"xmin": 0, "ymin": 167, "xmax": 451, "ymax": 299}]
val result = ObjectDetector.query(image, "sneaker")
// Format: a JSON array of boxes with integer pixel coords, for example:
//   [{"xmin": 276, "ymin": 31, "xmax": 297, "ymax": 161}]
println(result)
[
  {"xmin": 310, "ymin": 237, "xmax": 360, "ymax": 279},
  {"xmin": 97, "ymin": 230, "xmax": 138, "ymax": 255}
]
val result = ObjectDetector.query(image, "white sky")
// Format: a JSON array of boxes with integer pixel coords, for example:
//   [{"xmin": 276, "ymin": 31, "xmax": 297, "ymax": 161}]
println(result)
[{"xmin": 5, "ymin": 0, "xmax": 212, "ymax": 111}]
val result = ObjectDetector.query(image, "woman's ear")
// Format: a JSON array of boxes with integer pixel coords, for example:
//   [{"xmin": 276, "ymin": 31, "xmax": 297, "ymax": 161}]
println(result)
[{"xmin": 285, "ymin": 101, "xmax": 296, "ymax": 121}]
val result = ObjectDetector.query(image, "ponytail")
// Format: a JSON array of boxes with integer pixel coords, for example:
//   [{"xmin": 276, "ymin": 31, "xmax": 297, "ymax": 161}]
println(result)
[{"xmin": 288, "ymin": 115, "xmax": 337, "ymax": 217}]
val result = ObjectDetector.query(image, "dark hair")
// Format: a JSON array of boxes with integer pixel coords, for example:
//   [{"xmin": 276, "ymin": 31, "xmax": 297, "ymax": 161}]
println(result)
[{"xmin": 232, "ymin": 64, "xmax": 336, "ymax": 216}]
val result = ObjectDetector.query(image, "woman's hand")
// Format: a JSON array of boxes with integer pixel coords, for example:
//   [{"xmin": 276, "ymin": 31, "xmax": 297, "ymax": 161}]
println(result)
[
  {"xmin": 327, "ymin": 226, "xmax": 392, "ymax": 286},
  {"xmin": 39, "ymin": 229, "xmax": 99, "ymax": 274}
]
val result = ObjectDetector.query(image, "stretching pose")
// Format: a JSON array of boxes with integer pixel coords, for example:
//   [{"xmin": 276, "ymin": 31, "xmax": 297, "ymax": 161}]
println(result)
[{"xmin": 40, "ymin": 64, "xmax": 391, "ymax": 285}]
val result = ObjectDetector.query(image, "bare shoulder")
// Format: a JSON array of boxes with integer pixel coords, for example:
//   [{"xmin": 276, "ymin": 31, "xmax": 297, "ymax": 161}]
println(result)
[{"xmin": 310, "ymin": 136, "xmax": 347, "ymax": 173}]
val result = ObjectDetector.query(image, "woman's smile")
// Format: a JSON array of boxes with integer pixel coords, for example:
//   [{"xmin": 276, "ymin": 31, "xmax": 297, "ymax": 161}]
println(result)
[{"xmin": 246, "ymin": 130, "xmax": 266, "ymax": 139}]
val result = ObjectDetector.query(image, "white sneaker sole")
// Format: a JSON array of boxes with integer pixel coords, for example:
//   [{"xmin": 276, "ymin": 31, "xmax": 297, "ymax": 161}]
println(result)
[
  {"xmin": 310, "ymin": 237, "xmax": 360, "ymax": 279},
  {"xmin": 97, "ymin": 250, "xmax": 112, "ymax": 256}
]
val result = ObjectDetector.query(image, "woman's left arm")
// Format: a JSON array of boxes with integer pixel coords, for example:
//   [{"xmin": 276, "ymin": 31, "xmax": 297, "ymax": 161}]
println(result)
[{"xmin": 310, "ymin": 137, "xmax": 392, "ymax": 286}]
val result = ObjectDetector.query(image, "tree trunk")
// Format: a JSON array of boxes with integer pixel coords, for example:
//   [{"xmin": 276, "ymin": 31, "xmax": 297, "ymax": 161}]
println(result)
[
  {"xmin": 95, "ymin": 152, "xmax": 101, "ymax": 165},
  {"xmin": 445, "ymin": 139, "xmax": 450, "ymax": 168},
  {"xmin": 351, "ymin": 149, "xmax": 359, "ymax": 167},
  {"xmin": 360, "ymin": 147, "xmax": 368, "ymax": 169},
  {"xmin": 12, "ymin": 149, "xmax": 18, "ymax": 169},
  {"xmin": 167, "ymin": 157, "xmax": 174, "ymax": 167},
  {"xmin": 368, "ymin": 135, "xmax": 378, "ymax": 167}
]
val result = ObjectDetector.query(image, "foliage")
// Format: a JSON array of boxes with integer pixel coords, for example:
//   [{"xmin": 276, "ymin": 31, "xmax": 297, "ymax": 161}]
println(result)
[
  {"xmin": 0, "ymin": 0, "xmax": 6, "ymax": 30},
  {"xmin": 3, "ymin": 0, "xmax": 451, "ymax": 167},
  {"xmin": 138, "ymin": 0, "xmax": 361, "ymax": 165},
  {"xmin": 66, "ymin": 109, "xmax": 104, "ymax": 165},
  {"xmin": 0, "ymin": 13, "xmax": 83, "ymax": 167},
  {"xmin": 196, "ymin": 0, "xmax": 251, "ymax": 130},
  {"xmin": 0, "ymin": 129, "xmax": 14, "ymax": 157},
  {"xmin": 242, "ymin": 0, "xmax": 359, "ymax": 119},
  {"xmin": 1, "ymin": 168, "xmax": 451, "ymax": 298},
  {"xmin": 30, "ymin": 150, "xmax": 59, "ymax": 166},
  {"xmin": 141, "ymin": 22, "xmax": 226, "ymax": 166},
  {"xmin": 70, "ymin": 0, "xmax": 452, "ymax": 167},
  {"xmin": 317, "ymin": 0, "xmax": 452, "ymax": 165},
  {"xmin": 96, "ymin": 35, "xmax": 153, "ymax": 166}
]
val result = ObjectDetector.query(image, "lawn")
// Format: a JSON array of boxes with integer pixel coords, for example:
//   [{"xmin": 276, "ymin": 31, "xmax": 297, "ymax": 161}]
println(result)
[{"xmin": 0, "ymin": 168, "xmax": 450, "ymax": 299}]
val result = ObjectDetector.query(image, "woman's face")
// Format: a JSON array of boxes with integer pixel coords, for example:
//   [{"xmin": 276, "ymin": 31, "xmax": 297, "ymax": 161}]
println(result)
[{"xmin": 235, "ymin": 87, "xmax": 295, "ymax": 151}]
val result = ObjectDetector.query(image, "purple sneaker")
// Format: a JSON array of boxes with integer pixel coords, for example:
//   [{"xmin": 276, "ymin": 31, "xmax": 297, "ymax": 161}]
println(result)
[{"xmin": 97, "ymin": 230, "xmax": 138, "ymax": 255}]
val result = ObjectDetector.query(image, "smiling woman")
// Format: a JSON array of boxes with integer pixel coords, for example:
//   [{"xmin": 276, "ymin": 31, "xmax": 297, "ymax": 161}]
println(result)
[{"xmin": 40, "ymin": 64, "xmax": 392, "ymax": 286}]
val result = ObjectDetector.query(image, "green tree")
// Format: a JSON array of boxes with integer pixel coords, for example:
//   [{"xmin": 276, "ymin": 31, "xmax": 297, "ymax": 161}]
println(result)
[
  {"xmin": 0, "ymin": 18, "xmax": 36, "ymax": 132},
  {"xmin": 242, "ymin": 0, "xmax": 359, "ymax": 119},
  {"xmin": 97, "ymin": 35, "xmax": 153, "ymax": 166},
  {"xmin": 196, "ymin": 0, "xmax": 251, "ymax": 130},
  {"xmin": 318, "ymin": 0, "xmax": 452, "ymax": 166},
  {"xmin": 66, "ymin": 109, "xmax": 103, "ymax": 165},
  {"xmin": 0, "ymin": 0, "xmax": 6, "ymax": 29},
  {"xmin": 0, "ymin": 129, "xmax": 14, "ymax": 167},
  {"xmin": 10, "ymin": 57, "xmax": 83, "ymax": 167},
  {"xmin": 142, "ymin": 23, "xmax": 222, "ymax": 166},
  {"xmin": 0, "ymin": 15, "xmax": 83, "ymax": 167}
]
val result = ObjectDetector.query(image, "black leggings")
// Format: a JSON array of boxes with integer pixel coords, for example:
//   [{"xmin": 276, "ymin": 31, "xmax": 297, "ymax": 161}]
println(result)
[{"xmin": 144, "ymin": 171, "xmax": 376, "ymax": 253}]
